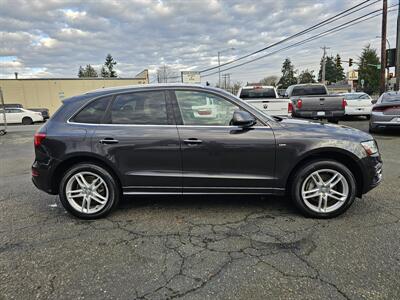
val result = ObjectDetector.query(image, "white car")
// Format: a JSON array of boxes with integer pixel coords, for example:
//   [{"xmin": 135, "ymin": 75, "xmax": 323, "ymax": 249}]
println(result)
[
  {"xmin": 237, "ymin": 85, "xmax": 292, "ymax": 117},
  {"xmin": 340, "ymin": 92, "xmax": 373, "ymax": 118},
  {"xmin": 0, "ymin": 107, "xmax": 44, "ymax": 125}
]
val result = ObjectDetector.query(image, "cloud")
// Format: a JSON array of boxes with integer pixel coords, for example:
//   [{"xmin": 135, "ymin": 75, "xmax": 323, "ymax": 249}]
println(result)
[{"xmin": 0, "ymin": 0, "xmax": 396, "ymax": 83}]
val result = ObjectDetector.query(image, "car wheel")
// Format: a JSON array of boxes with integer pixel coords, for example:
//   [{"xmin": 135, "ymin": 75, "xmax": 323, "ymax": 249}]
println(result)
[
  {"xmin": 365, "ymin": 115, "xmax": 371, "ymax": 120},
  {"xmin": 369, "ymin": 123, "xmax": 379, "ymax": 133},
  {"xmin": 327, "ymin": 118, "xmax": 339, "ymax": 124},
  {"xmin": 22, "ymin": 117, "xmax": 33, "ymax": 125},
  {"xmin": 59, "ymin": 163, "xmax": 120, "ymax": 219},
  {"xmin": 291, "ymin": 160, "xmax": 356, "ymax": 218}
]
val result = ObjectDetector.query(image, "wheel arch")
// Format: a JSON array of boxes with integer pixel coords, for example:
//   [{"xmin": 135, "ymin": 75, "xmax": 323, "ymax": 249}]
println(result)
[
  {"xmin": 51, "ymin": 153, "xmax": 122, "ymax": 194},
  {"xmin": 285, "ymin": 148, "xmax": 364, "ymax": 197}
]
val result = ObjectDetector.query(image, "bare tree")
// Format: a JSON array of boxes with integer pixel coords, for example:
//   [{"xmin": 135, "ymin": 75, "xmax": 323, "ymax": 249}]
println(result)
[
  {"xmin": 156, "ymin": 65, "xmax": 179, "ymax": 83},
  {"xmin": 231, "ymin": 80, "xmax": 243, "ymax": 95},
  {"xmin": 259, "ymin": 75, "xmax": 279, "ymax": 86}
]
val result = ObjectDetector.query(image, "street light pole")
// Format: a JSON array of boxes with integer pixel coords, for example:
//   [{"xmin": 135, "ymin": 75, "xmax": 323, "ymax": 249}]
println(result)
[{"xmin": 380, "ymin": 0, "xmax": 387, "ymax": 94}]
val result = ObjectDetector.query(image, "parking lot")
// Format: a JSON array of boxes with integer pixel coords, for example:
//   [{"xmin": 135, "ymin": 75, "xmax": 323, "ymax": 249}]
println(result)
[{"xmin": 0, "ymin": 119, "xmax": 399, "ymax": 299}]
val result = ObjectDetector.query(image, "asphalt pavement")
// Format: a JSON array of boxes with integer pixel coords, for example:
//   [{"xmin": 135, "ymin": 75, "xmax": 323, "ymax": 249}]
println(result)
[{"xmin": 0, "ymin": 120, "xmax": 399, "ymax": 300}]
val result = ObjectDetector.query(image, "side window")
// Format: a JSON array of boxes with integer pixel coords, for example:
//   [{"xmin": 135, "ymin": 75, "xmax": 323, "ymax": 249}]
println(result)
[
  {"xmin": 110, "ymin": 91, "xmax": 168, "ymax": 125},
  {"xmin": 72, "ymin": 96, "xmax": 111, "ymax": 124},
  {"xmin": 175, "ymin": 90, "xmax": 240, "ymax": 126}
]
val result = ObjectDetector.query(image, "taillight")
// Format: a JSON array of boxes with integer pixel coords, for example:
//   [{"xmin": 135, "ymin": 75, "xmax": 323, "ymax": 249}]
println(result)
[
  {"xmin": 372, "ymin": 106, "xmax": 386, "ymax": 112},
  {"xmin": 342, "ymin": 98, "xmax": 347, "ymax": 109},
  {"xmin": 288, "ymin": 102, "xmax": 293, "ymax": 114},
  {"xmin": 34, "ymin": 132, "xmax": 46, "ymax": 147},
  {"xmin": 296, "ymin": 99, "xmax": 302, "ymax": 109},
  {"xmin": 197, "ymin": 109, "xmax": 212, "ymax": 115}
]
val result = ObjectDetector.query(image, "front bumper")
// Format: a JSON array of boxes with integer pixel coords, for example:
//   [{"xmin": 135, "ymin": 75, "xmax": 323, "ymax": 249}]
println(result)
[{"xmin": 359, "ymin": 154, "xmax": 383, "ymax": 195}]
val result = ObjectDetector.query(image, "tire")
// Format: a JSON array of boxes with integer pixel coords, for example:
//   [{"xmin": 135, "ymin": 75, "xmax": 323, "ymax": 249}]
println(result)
[
  {"xmin": 365, "ymin": 115, "xmax": 371, "ymax": 120},
  {"xmin": 369, "ymin": 123, "xmax": 379, "ymax": 133},
  {"xmin": 327, "ymin": 118, "xmax": 339, "ymax": 124},
  {"xmin": 22, "ymin": 117, "xmax": 33, "ymax": 125},
  {"xmin": 291, "ymin": 160, "xmax": 357, "ymax": 218},
  {"xmin": 59, "ymin": 163, "xmax": 120, "ymax": 219}
]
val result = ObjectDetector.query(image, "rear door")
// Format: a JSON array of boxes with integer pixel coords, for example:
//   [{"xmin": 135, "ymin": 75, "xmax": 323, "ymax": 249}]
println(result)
[
  {"xmin": 171, "ymin": 89, "xmax": 278, "ymax": 194},
  {"xmin": 90, "ymin": 90, "xmax": 182, "ymax": 194}
]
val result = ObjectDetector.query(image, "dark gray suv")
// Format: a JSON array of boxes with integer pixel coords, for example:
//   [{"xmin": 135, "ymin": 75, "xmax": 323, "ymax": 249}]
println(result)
[{"xmin": 32, "ymin": 84, "xmax": 382, "ymax": 219}]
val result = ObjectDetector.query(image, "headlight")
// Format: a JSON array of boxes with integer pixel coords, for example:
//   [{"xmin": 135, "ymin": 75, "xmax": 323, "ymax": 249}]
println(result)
[{"xmin": 361, "ymin": 140, "xmax": 378, "ymax": 156}]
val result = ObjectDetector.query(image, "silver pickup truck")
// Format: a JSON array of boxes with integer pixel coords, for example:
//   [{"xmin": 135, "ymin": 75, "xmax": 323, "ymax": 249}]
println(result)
[{"xmin": 285, "ymin": 84, "xmax": 346, "ymax": 122}]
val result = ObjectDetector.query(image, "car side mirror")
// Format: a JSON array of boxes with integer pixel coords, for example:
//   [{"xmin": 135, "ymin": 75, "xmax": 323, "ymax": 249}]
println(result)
[
  {"xmin": 371, "ymin": 99, "xmax": 377, "ymax": 104},
  {"xmin": 231, "ymin": 110, "xmax": 256, "ymax": 128}
]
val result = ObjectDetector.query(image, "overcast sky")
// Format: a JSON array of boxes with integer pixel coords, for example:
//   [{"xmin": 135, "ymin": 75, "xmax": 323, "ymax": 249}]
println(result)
[{"xmin": 0, "ymin": 0, "xmax": 397, "ymax": 84}]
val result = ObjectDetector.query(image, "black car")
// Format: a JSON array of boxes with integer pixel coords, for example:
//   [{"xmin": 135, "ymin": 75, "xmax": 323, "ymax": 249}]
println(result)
[{"xmin": 32, "ymin": 84, "xmax": 382, "ymax": 219}]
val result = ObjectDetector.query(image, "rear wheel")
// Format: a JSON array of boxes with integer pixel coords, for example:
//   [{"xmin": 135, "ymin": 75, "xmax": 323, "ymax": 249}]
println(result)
[
  {"xmin": 22, "ymin": 117, "xmax": 33, "ymax": 125},
  {"xmin": 291, "ymin": 160, "xmax": 356, "ymax": 218},
  {"xmin": 327, "ymin": 118, "xmax": 339, "ymax": 124},
  {"xmin": 369, "ymin": 123, "xmax": 379, "ymax": 133},
  {"xmin": 59, "ymin": 163, "xmax": 120, "ymax": 219}
]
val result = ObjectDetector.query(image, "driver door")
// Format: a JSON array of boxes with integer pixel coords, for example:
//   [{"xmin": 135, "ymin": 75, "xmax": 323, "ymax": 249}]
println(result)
[{"xmin": 172, "ymin": 89, "xmax": 277, "ymax": 194}]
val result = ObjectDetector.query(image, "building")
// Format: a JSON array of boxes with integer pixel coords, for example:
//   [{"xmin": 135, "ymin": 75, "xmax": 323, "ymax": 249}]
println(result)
[{"xmin": 0, "ymin": 70, "xmax": 149, "ymax": 114}]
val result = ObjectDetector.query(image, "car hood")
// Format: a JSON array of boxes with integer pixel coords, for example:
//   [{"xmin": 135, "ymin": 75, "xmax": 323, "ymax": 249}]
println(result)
[{"xmin": 277, "ymin": 118, "xmax": 373, "ymax": 142}]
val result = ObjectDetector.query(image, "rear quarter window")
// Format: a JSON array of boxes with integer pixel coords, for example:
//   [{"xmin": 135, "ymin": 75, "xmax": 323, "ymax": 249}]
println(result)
[{"xmin": 71, "ymin": 96, "xmax": 112, "ymax": 124}]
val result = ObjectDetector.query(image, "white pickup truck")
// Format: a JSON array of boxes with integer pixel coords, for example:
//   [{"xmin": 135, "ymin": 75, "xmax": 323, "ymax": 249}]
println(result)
[{"xmin": 237, "ymin": 85, "xmax": 292, "ymax": 117}]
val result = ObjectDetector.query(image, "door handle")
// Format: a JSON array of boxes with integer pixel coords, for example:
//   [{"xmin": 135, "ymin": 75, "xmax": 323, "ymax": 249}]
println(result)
[
  {"xmin": 183, "ymin": 138, "xmax": 202, "ymax": 145},
  {"xmin": 99, "ymin": 138, "xmax": 119, "ymax": 144}
]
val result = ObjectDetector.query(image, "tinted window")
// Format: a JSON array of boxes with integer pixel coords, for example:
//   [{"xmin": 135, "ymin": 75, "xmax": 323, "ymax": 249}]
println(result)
[
  {"xmin": 6, "ymin": 109, "xmax": 21, "ymax": 113},
  {"xmin": 175, "ymin": 90, "xmax": 239, "ymax": 126},
  {"xmin": 72, "ymin": 96, "xmax": 111, "ymax": 124},
  {"xmin": 110, "ymin": 91, "xmax": 168, "ymax": 125},
  {"xmin": 239, "ymin": 88, "xmax": 276, "ymax": 99},
  {"xmin": 292, "ymin": 85, "xmax": 327, "ymax": 96},
  {"xmin": 343, "ymin": 93, "xmax": 369, "ymax": 100}
]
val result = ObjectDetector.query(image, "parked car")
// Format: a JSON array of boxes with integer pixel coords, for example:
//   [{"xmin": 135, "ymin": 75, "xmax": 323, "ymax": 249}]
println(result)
[
  {"xmin": 0, "ymin": 107, "xmax": 43, "ymax": 124},
  {"xmin": 369, "ymin": 91, "xmax": 400, "ymax": 133},
  {"xmin": 32, "ymin": 84, "xmax": 382, "ymax": 219},
  {"xmin": 340, "ymin": 92, "xmax": 372, "ymax": 118},
  {"xmin": 28, "ymin": 108, "xmax": 50, "ymax": 120},
  {"xmin": 237, "ymin": 85, "xmax": 292, "ymax": 117},
  {"xmin": 285, "ymin": 84, "xmax": 346, "ymax": 123}
]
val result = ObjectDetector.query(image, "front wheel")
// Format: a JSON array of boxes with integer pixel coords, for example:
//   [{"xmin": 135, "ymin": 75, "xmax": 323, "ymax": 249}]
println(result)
[
  {"xmin": 22, "ymin": 117, "xmax": 33, "ymax": 125},
  {"xmin": 59, "ymin": 163, "xmax": 120, "ymax": 219},
  {"xmin": 291, "ymin": 160, "xmax": 356, "ymax": 218}
]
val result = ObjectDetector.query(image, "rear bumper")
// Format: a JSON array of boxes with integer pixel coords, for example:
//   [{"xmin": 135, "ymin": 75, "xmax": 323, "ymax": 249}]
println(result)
[
  {"xmin": 360, "ymin": 154, "xmax": 383, "ymax": 195},
  {"xmin": 31, "ymin": 159, "xmax": 58, "ymax": 195},
  {"xmin": 345, "ymin": 107, "xmax": 372, "ymax": 116},
  {"xmin": 294, "ymin": 110, "xmax": 345, "ymax": 119}
]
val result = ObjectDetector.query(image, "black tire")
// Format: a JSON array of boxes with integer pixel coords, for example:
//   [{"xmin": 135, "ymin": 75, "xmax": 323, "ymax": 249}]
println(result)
[
  {"xmin": 22, "ymin": 117, "xmax": 33, "ymax": 125},
  {"xmin": 290, "ymin": 160, "xmax": 357, "ymax": 218},
  {"xmin": 59, "ymin": 163, "xmax": 120, "ymax": 219},
  {"xmin": 365, "ymin": 115, "xmax": 371, "ymax": 120},
  {"xmin": 369, "ymin": 123, "xmax": 379, "ymax": 134},
  {"xmin": 327, "ymin": 118, "xmax": 339, "ymax": 124}
]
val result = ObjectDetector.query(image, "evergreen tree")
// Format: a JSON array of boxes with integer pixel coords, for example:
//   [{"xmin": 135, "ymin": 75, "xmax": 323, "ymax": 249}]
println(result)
[
  {"xmin": 278, "ymin": 58, "xmax": 297, "ymax": 89},
  {"xmin": 100, "ymin": 66, "xmax": 109, "ymax": 78},
  {"xmin": 358, "ymin": 45, "xmax": 380, "ymax": 94},
  {"xmin": 104, "ymin": 54, "xmax": 117, "ymax": 77},
  {"xmin": 334, "ymin": 54, "xmax": 345, "ymax": 82},
  {"xmin": 318, "ymin": 56, "xmax": 336, "ymax": 83},
  {"xmin": 298, "ymin": 69, "xmax": 316, "ymax": 84},
  {"xmin": 78, "ymin": 66, "xmax": 85, "ymax": 78}
]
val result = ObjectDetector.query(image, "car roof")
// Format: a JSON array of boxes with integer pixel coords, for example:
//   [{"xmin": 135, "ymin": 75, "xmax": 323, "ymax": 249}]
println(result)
[
  {"xmin": 241, "ymin": 85, "xmax": 275, "ymax": 89},
  {"xmin": 63, "ymin": 84, "xmax": 233, "ymax": 104}
]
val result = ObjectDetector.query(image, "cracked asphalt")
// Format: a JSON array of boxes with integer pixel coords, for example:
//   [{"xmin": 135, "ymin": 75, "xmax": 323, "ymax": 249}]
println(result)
[{"xmin": 1, "ymin": 119, "xmax": 399, "ymax": 300}]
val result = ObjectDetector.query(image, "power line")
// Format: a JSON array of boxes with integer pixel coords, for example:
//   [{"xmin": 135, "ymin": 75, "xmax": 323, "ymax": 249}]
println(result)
[
  {"xmin": 201, "ymin": 6, "xmax": 398, "ymax": 78},
  {"xmin": 199, "ymin": 0, "xmax": 379, "ymax": 73}
]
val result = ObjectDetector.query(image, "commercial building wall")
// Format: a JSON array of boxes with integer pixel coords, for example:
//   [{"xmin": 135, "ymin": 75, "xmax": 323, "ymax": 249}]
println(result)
[{"xmin": 0, "ymin": 76, "xmax": 148, "ymax": 114}]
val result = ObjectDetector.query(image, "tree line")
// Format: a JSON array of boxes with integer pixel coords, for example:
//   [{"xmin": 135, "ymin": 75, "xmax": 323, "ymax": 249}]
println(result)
[
  {"xmin": 78, "ymin": 54, "xmax": 118, "ymax": 78},
  {"xmin": 259, "ymin": 44, "xmax": 380, "ymax": 94}
]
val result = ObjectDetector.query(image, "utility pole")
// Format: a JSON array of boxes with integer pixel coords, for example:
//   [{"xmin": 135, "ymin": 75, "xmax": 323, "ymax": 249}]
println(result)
[
  {"xmin": 218, "ymin": 52, "xmax": 221, "ymax": 88},
  {"xmin": 321, "ymin": 46, "xmax": 330, "ymax": 84},
  {"xmin": 380, "ymin": 0, "xmax": 387, "ymax": 94},
  {"xmin": 396, "ymin": 0, "xmax": 400, "ymax": 90}
]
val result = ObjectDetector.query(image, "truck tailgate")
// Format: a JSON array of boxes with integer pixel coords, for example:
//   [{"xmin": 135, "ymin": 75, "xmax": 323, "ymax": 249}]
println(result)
[
  {"xmin": 245, "ymin": 99, "xmax": 290, "ymax": 116},
  {"xmin": 297, "ymin": 96, "xmax": 343, "ymax": 111}
]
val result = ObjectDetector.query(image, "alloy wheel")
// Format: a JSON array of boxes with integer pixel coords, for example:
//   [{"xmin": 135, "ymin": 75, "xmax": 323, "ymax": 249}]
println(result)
[
  {"xmin": 65, "ymin": 171, "xmax": 109, "ymax": 214},
  {"xmin": 301, "ymin": 169, "xmax": 349, "ymax": 213}
]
